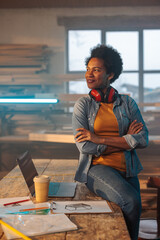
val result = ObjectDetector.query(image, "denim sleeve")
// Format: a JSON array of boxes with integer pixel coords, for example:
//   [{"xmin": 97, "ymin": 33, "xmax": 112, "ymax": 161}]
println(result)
[
  {"xmin": 72, "ymin": 97, "xmax": 107, "ymax": 156},
  {"xmin": 123, "ymin": 97, "xmax": 149, "ymax": 149}
]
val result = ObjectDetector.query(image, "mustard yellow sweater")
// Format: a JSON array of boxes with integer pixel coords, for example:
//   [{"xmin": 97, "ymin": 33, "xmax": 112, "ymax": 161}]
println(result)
[{"xmin": 92, "ymin": 103, "xmax": 126, "ymax": 172}]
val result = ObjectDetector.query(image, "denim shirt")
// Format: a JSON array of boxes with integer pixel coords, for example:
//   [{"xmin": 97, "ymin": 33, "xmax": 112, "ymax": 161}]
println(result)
[{"xmin": 72, "ymin": 94, "xmax": 149, "ymax": 183}]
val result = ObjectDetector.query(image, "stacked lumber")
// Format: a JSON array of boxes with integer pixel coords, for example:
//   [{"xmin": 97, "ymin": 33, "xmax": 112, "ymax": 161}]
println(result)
[{"xmin": 0, "ymin": 44, "xmax": 50, "ymax": 75}]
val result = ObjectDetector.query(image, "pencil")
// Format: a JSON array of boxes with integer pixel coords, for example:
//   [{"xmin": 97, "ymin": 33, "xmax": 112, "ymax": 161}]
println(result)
[
  {"xmin": 0, "ymin": 219, "xmax": 32, "ymax": 240},
  {"xmin": 3, "ymin": 199, "xmax": 30, "ymax": 206},
  {"xmin": 20, "ymin": 207, "xmax": 50, "ymax": 212}
]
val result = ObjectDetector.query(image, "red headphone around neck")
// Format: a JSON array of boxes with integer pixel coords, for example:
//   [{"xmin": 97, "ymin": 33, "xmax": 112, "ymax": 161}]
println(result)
[{"xmin": 89, "ymin": 86, "xmax": 118, "ymax": 103}]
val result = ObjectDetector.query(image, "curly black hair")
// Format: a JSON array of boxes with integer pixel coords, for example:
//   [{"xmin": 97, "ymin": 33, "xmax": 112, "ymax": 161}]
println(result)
[{"xmin": 85, "ymin": 44, "xmax": 123, "ymax": 84}]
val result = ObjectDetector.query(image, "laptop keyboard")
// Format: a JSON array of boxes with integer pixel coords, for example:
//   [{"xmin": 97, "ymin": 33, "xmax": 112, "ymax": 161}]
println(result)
[{"xmin": 48, "ymin": 182, "xmax": 60, "ymax": 195}]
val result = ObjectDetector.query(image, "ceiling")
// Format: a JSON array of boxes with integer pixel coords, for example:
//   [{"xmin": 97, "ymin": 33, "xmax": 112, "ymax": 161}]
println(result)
[{"xmin": 0, "ymin": 0, "xmax": 160, "ymax": 9}]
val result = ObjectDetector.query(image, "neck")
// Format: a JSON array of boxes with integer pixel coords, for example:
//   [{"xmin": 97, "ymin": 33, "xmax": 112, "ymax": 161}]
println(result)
[{"xmin": 101, "ymin": 83, "xmax": 110, "ymax": 94}]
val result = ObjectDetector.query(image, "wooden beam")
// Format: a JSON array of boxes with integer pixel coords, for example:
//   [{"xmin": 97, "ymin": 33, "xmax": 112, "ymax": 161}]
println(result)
[
  {"xmin": 59, "ymin": 94, "xmax": 87, "ymax": 101},
  {"xmin": 138, "ymin": 102, "xmax": 160, "ymax": 107},
  {"xmin": 0, "ymin": 0, "xmax": 160, "ymax": 9},
  {"xmin": 0, "ymin": 44, "xmax": 48, "ymax": 50},
  {"xmin": 58, "ymin": 15, "xmax": 160, "ymax": 29},
  {"xmin": 0, "ymin": 74, "xmax": 85, "ymax": 85}
]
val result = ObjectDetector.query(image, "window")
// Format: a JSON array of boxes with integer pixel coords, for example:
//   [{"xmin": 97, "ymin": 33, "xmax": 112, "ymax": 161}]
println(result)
[
  {"xmin": 106, "ymin": 31, "xmax": 139, "ymax": 101},
  {"xmin": 68, "ymin": 30, "xmax": 101, "ymax": 71},
  {"xmin": 143, "ymin": 30, "xmax": 160, "ymax": 106},
  {"xmin": 106, "ymin": 31, "xmax": 139, "ymax": 71},
  {"xmin": 67, "ymin": 29, "xmax": 160, "ymax": 106},
  {"xmin": 144, "ymin": 30, "xmax": 160, "ymax": 70},
  {"xmin": 112, "ymin": 73, "xmax": 139, "ymax": 101},
  {"xmin": 144, "ymin": 74, "xmax": 160, "ymax": 102},
  {"xmin": 69, "ymin": 80, "xmax": 89, "ymax": 94}
]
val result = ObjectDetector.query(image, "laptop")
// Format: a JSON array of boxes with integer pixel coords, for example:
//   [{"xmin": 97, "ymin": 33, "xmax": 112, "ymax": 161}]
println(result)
[{"xmin": 16, "ymin": 151, "xmax": 77, "ymax": 197}]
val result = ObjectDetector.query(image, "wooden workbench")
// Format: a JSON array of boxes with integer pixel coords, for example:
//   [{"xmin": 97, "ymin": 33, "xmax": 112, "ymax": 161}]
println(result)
[{"xmin": 0, "ymin": 159, "xmax": 130, "ymax": 240}]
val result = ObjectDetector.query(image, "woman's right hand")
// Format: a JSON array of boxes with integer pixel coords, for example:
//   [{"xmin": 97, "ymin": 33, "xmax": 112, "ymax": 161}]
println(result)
[{"xmin": 127, "ymin": 120, "xmax": 143, "ymax": 135}]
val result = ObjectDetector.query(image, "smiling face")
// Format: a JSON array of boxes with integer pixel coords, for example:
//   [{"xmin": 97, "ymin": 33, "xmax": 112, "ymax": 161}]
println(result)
[{"xmin": 85, "ymin": 58, "xmax": 110, "ymax": 91}]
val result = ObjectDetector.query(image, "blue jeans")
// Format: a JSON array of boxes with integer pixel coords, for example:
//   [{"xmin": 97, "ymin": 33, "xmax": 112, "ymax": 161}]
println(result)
[{"xmin": 86, "ymin": 164, "xmax": 141, "ymax": 240}]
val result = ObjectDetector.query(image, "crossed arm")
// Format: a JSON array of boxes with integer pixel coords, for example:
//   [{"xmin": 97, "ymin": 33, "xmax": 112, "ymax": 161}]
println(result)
[{"xmin": 75, "ymin": 120, "xmax": 143, "ymax": 154}]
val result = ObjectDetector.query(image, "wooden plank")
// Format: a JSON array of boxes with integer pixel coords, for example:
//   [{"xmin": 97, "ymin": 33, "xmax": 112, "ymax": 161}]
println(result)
[
  {"xmin": 0, "ymin": 44, "xmax": 47, "ymax": 50},
  {"xmin": 49, "ymin": 74, "xmax": 84, "ymax": 81},
  {"xmin": 0, "ymin": 67, "xmax": 44, "ymax": 75},
  {"xmin": 59, "ymin": 94, "xmax": 87, "ymax": 102},
  {"xmin": 29, "ymin": 133, "xmax": 75, "ymax": 143},
  {"xmin": 0, "ymin": 74, "xmax": 43, "ymax": 80},
  {"xmin": 0, "ymin": 80, "xmax": 51, "ymax": 85},
  {"xmin": 0, "ymin": 59, "xmax": 45, "ymax": 67},
  {"xmin": 67, "ymin": 214, "xmax": 130, "ymax": 240},
  {"xmin": 139, "ymin": 102, "xmax": 160, "ymax": 107},
  {"xmin": 0, "ymin": 75, "xmax": 58, "ymax": 85},
  {"xmin": 28, "ymin": 132, "xmax": 160, "ymax": 144},
  {"xmin": 0, "ymin": 135, "xmax": 29, "ymax": 143},
  {"xmin": 0, "ymin": 50, "xmax": 47, "ymax": 57},
  {"xmin": 149, "ymin": 135, "xmax": 160, "ymax": 144},
  {"xmin": 0, "ymin": 73, "xmax": 84, "ymax": 81},
  {"xmin": 0, "ymin": 73, "xmax": 84, "ymax": 85}
]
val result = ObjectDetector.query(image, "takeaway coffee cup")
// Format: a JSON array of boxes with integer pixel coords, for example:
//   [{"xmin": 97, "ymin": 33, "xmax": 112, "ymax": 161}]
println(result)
[{"xmin": 33, "ymin": 175, "xmax": 50, "ymax": 203}]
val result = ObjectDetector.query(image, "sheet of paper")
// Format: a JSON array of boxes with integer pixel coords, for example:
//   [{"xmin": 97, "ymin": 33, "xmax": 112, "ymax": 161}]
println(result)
[
  {"xmin": 1, "ymin": 214, "xmax": 77, "ymax": 239},
  {"xmin": 52, "ymin": 200, "xmax": 112, "ymax": 214}
]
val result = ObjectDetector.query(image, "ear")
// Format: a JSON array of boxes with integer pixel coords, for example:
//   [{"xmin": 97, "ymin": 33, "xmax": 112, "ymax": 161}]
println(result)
[{"xmin": 107, "ymin": 73, "xmax": 114, "ymax": 81}]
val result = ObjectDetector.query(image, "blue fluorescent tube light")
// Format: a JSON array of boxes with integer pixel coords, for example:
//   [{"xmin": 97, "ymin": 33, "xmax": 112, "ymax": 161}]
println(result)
[{"xmin": 0, "ymin": 98, "xmax": 59, "ymax": 104}]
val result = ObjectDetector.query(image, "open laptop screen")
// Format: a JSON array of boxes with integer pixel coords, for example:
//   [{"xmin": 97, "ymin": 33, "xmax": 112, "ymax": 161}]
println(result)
[{"xmin": 16, "ymin": 151, "xmax": 38, "ymax": 196}]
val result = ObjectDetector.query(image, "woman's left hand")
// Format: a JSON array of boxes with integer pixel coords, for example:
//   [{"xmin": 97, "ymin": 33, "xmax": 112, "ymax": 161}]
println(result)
[
  {"xmin": 127, "ymin": 120, "xmax": 143, "ymax": 135},
  {"xmin": 75, "ymin": 128, "xmax": 100, "ymax": 143}
]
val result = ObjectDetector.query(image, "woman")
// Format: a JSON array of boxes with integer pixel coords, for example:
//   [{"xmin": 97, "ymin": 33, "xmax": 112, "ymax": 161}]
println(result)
[{"xmin": 72, "ymin": 44, "xmax": 148, "ymax": 240}]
